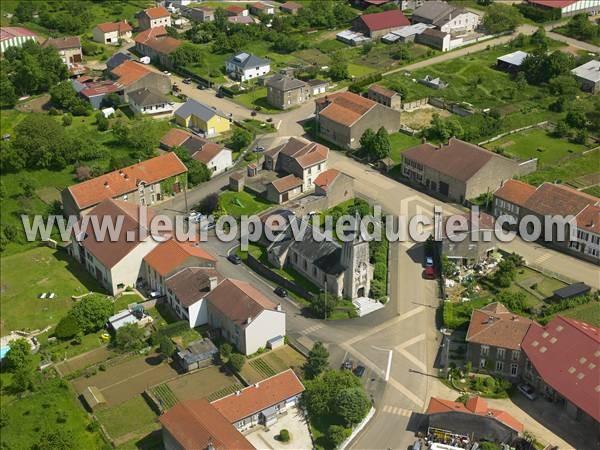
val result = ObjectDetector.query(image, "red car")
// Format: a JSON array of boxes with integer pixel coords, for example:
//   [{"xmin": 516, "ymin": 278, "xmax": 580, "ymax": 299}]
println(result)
[{"xmin": 423, "ymin": 266, "xmax": 436, "ymax": 279}]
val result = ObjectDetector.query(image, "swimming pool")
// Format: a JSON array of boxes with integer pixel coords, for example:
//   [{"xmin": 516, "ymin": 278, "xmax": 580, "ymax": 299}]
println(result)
[{"xmin": 0, "ymin": 345, "xmax": 10, "ymax": 359}]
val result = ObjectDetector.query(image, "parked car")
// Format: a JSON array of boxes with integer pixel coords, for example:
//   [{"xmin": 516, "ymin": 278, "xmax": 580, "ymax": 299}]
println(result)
[
  {"xmin": 185, "ymin": 211, "xmax": 204, "ymax": 223},
  {"xmin": 423, "ymin": 266, "xmax": 435, "ymax": 279},
  {"xmin": 412, "ymin": 440, "xmax": 422, "ymax": 450},
  {"xmin": 518, "ymin": 383, "xmax": 537, "ymax": 400},
  {"xmin": 163, "ymin": 70, "xmax": 172, "ymax": 76},
  {"xmin": 227, "ymin": 254, "xmax": 242, "ymax": 265},
  {"xmin": 266, "ymin": 117, "xmax": 273, "ymax": 123},
  {"xmin": 353, "ymin": 365, "xmax": 365, "ymax": 377},
  {"xmin": 425, "ymin": 256, "xmax": 434, "ymax": 267},
  {"xmin": 342, "ymin": 360, "xmax": 354, "ymax": 370},
  {"xmin": 274, "ymin": 287, "xmax": 288, "ymax": 298},
  {"xmin": 182, "ymin": 78, "xmax": 192, "ymax": 84},
  {"xmin": 149, "ymin": 291, "xmax": 162, "ymax": 299},
  {"xmin": 250, "ymin": 111, "xmax": 257, "ymax": 117},
  {"xmin": 216, "ymin": 91, "xmax": 224, "ymax": 98},
  {"xmin": 254, "ymin": 146, "xmax": 265, "ymax": 152},
  {"xmin": 197, "ymin": 84, "xmax": 206, "ymax": 90}
]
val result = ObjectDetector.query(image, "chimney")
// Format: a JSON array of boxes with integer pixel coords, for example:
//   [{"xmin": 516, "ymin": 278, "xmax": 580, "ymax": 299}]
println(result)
[
  {"xmin": 235, "ymin": 390, "xmax": 241, "ymax": 396},
  {"xmin": 209, "ymin": 276, "xmax": 218, "ymax": 291},
  {"xmin": 276, "ymin": 303, "xmax": 282, "ymax": 312},
  {"xmin": 255, "ymin": 382, "xmax": 260, "ymax": 388},
  {"xmin": 247, "ymin": 316, "xmax": 252, "ymax": 325},
  {"xmin": 104, "ymin": 181, "xmax": 109, "ymax": 188}
]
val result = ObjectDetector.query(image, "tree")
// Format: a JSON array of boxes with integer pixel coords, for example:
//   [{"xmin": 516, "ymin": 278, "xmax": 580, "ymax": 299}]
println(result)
[
  {"xmin": 95, "ymin": 112, "xmax": 109, "ymax": 131},
  {"xmin": 50, "ymin": 81, "xmax": 91, "ymax": 115},
  {"xmin": 483, "ymin": 3, "xmax": 523, "ymax": 34},
  {"xmin": 328, "ymin": 425, "xmax": 351, "ymax": 448},
  {"xmin": 564, "ymin": 13, "xmax": 599, "ymax": 41},
  {"xmin": 228, "ymin": 127, "xmax": 253, "ymax": 151},
  {"xmin": 0, "ymin": 141, "xmax": 25, "ymax": 173},
  {"xmin": 19, "ymin": 175, "xmax": 36, "ymax": 198},
  {"xmin": 12, "ymin": 365, "xmax": 36, "ymax": 392},
  {"xmin": 530, "ymin": 26, "xmax": 549, "ymax": 50},
  {"xmin": 171, "ymin": 43, "xmax": 203, "ymax": 67},
  {"xmin": 441, "ymin": 255, "xmax": 458, "ymax": 279},
  {"xmin": 496, "ymin": 291, "xmax": 527, "ymax": 314},
  {"xmin": 334, "ymin": 387, "xmax": 371, "ymax": 426},
  {"xmin": 425, "ymin": 113, "xmax": 464, "ymax": 141},
  {"xmin": 158, "ymin": 335, "xmax": 175, "ymax": 358},
  {"xmin": 116, "ymin": 323, "xmax": 147, "ymax": 352},
  {"xmin": 172, "ymin": 146, "xmax": 211, "ymax": 186},
  {"xmin": 371, "ymin": 127, "xmax": 391, "ymax": 160},
  {"xmin": 199, "ymin": 192, "xmax": 220, "ymax": 215},
  {"xmin": 14, "ymin": 0, "xmax": 35, "ymax": 22},
  {"xmin": 13, "ymin": 114, "xmax": 69, "ymax": 169},
  {"xmin": 0, "ymin": 72, "xmax": 17, "ymax": 108},
  {"xmin": 329, "ymin": 55, "xmax": 349, "ymax": 81},
  {"xmin": 548, "ymin": 74, "xmax": 580, "ymax": 97},
  {"xmin": 55, "ymin": 315, "xmax": 81, "ymax": 340},
  {"xmin": 523, "ymin": 50, "xmax": 574, "ymax": 85},
  {"xmin": 310, "ymin": 292, "xmax": 337, "ymax": 319},
  {"xmin": 228, "ymin": 353, "xmax": 245, "ymax": 372},
  {"xmin": 304, "ymin": 341, "xmax": 329, "ymax": 379},
  {"xmin": 566, "ymin": 110, "xmax": 587, "ymax": 129},
  {"xmin": 219, "ymin": 342, "xmax": 232, "ymax": 361},
  {"xmin": 62, "ymin": 113, "xmax": 73, "ymax": 126},
  {"xmin": 69, "ymin": 294, "xmax": 113, "ymax": 333},
  {"xmin": 4, "ymin": 338, "xmax": 32, "ymax": 372}
]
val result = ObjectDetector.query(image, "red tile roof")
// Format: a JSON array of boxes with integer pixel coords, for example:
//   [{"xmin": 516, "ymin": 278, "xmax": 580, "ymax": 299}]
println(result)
[
  {"xmin": 80, "ymin": 80, "xmax": 120, "ymax": 98},
  {"xmin": 95, "ymin": 21, "xmax": 132, "ymax": 34},
  {"xmin": 280, "ymin": 1, "xmax": 303, "ymax": 11},
  {"xmin": 226, "ymin": 5, "xmax": 246, "ymax": 14},
  {"xmin": 523, "ymin": 316, "xmax": 600, "ymax": 422},
  {"xmin": 160, "ymin": 128, "xmax": 193, "ymax": 149},
  {"xmin": 134, "ymin": 26, "xmax": 168, "ymax": 44},
  {"xmin": 0, "ymin": 26, "xmax": 37, "ymax": 41},
  {"xmin": 466, "ymin": 302, "xmax": 533, "ymax": 350},
  {"xmin": 42, "ymin": 36, "xmax": 80, "ymax": 50},
  {"xmin": 212, "ymin": 369, "xmax": 304, "ymax": 422},
  {"xmin": 317, "ymin": 92, "xmax": 376, "ymax": 127},
  {"xmin": 427, "ymin": 397, "xmax": 524, "ymax": 433},
  {"xmin": 314, "ymin": 169, "xmax": 340, "ymax": 191},
  {"xmin": 67, "ymin": 152, "xmax": 187, "ymax": 210},
  {"xmin": 494, "ymin": 179, "xmax": 537, "ymax": 206},
  {"xmin": 144, "ymin": 238, "xmax": 215, "ymax": 277},
  {"xmin": 369, "ymin": 84, "xmax": 398, "ymax": 98},
  {"xmin": 528, "ymin": 0, "xmax": 577, "ymax": 8},
  {"xmin": 271, "ymin": 174, "xmax": 303, "ymax": 193},
  {"xmin": 141, "ymin": 6, "xmax": 170, "ymax": 19},
  {"xmin": 111, "ymin": 60, "xmax": 157, "ymax": 87},
  {"xmin": 204, "ymin": 279, "xmax": 279, "ymax": 327},
  {"xmin": 574, "ymin": 204, "xmax": 600, "ymax": 235},
  {"xmin": 140, "ymin": 35, "xmax": 182, "ymax": 55},
  {"xmin": 523, "ymin": 182, "xmax": 599, "ymax": 218},
  {"xmin": 159, "ymin": 400, "xmax": 254, "ymax": 450},
  {"xmin": 357, "ymin": 9, "xmax": 410, "ymax": 32}
]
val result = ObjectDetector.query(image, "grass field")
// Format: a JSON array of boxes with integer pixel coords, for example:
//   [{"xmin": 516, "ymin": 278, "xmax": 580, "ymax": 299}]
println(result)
[
  {"xmin": 219, "ymin": 191, "xmax": 272, "ymax": 218},
  {"xmin": 242, "ymin": 346, "xmax": 306, "ymax": 383},
  {"xmin": 166, "ymin": 365, "xmax": 242, "ymax": 402},
  {"xmin": 559, "ymin": 301, "xmax": 600, "ymax": 326},
  {"xmin": 96, "ymin": 396, "xmax": 158, "ymax": 442},
  {"xmin": 389, "ymin": 132, "xmax": 421, "ymax": 163},
  {"xmin": 0, "ymin": 247, "xmax": 103, "ymax": 334},
  {"xmin": 233, "ymin": 87, "xmax": 282, "ymax": 114},
  {"xmin": 521, "ymin": 149, "xmax": 600, "ymax": 186},
  {"xmin": 485, "ymin": 128, "xmax": 590, "ymax": 165},
  {"xmin": 0, "ymin": 379, "xmax": 106, "ymax": 450}
]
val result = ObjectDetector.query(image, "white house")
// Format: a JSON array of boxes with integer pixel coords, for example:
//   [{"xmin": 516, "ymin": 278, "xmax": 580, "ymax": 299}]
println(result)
[
  {"xmin": 226, "ymin": 52, "xmax": 271, "ymax": 82},
  {"xmin": 138, "ymin": 6, "xmax": 172, "ymax": 30},
  {"xmin": 0, "ymin": 27, "xmax": 37, "ymax": 53},
  {"xmin": 527, "ymin": 0, "xmax": 600, "ymax": 17},
  {"xmin": 412, "ymin": 1, "xmax": 480, "ymax": 34},
  {"xmin": 128, "ymin": 87, "xmax": 173, "ymax": 116},
  {"xmin": 92, "ymin": 21, "xmax": 132, "ymax": 45},
  {"xmin": 570, "ymin": 204, "xmax": 600, "ymax": 261}
]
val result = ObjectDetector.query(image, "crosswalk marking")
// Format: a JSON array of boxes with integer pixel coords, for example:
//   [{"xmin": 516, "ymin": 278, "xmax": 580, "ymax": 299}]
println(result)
[
  {"xmin": 535, "ymin": 253, "xmax": 552, "ymax": 264},
  {"xmin": 301, "ymin": 323, "xmax": 325, "ymax": 335},
  {"xmin": 382, "ymin": 405, "xmax": 413, "ymax": 417}
]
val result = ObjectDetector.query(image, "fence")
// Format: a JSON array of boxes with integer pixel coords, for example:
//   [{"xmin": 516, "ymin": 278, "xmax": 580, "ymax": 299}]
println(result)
[
  {"xmin": 402, "ymin": 97, "xmax": 429, "ymax": 111},
  {"xmin": 246, "ymin": 254, "xmax": 315, "ymax": 301},
  {"xmin": 478, "ymin": 121, "xmax": 549, "ymax": 147}
]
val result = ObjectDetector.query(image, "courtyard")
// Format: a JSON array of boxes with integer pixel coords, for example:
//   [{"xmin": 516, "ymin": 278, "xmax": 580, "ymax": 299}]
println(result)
[{"xmin": 245, "ymin": 405, "xmax": 313, "ymax": 450}]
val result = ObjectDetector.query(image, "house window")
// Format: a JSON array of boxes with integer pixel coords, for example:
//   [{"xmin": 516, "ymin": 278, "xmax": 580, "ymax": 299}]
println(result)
[
  {"xmin": 512, "ymin": 350, "xmax": 520, "ymax": 361},
  {"xmin": 496, "ymin": 361, "xmax": 504, "ymax": 372},
  {"xmin": 479, "ymin": 358, "xmax": 486, "ymax": 368},
  {"xmin": 511, "ymin": 363, "xmax": 518, "ymax": 376},
  {"xmin": 497, "ymin": 348, "xmax": 505, "ymax": 359},
  {"xmin": 480, "ymin": 345, "xmax": 489, "ymax": 356}
]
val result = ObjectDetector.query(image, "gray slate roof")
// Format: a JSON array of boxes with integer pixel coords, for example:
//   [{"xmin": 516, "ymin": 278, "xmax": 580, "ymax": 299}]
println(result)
[
  {"xmin": 128, "ymin": 87, "xmax": 168, "ymax": 107},
  {"xmin": 106, "ymin": 51, "xmax": 133, "ymax": 71},
  {"xmin": 572, "ymin": 59, "xmax": 600, "ymax": 83},
  {"xmin": 227, "ymin": 52, "xmax": 270, "ymax": 69},
  {"xmin": 413, "ymin": 1, "xmax": 466, "ymax": 27},
  {"xmin": 175, "ymin": 98, "xmax": 225, "ymax": 122},
  {"xmin": 177, "ymin": 338, "xmax": 218, "ymax": 365},
  {"xmin": 266, "ymin": 74, "xmax": 307, "ymax": 91},
  {"xmin": 497, "ymin": 51, "xmax": 529, "ymax": 67}
]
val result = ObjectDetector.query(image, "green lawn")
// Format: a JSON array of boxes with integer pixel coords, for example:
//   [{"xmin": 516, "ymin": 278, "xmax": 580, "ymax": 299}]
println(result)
[
  {"xmin": 234, "ymin": 87, "xmax": 283, "ymax": 114},
  {"xmin": 96, "ymin": 396, "xmax": 159, "ymax": 441},
  {"xmin": 0, "ymin": 247, "xmax": 104, "ymax": 334},
  {"xmin": 242, "ymin": 119, "xmax": 277, "ymax": 135},
  {"xmin": 521, "ymin": 149, "xmax": 600, "ymax": 186},
  {"xmin": 389, "ymin": 132, "xmax": 421, "ymax": 163},
  {"xmin": 219, "ymin": 191, "xmax": 272, "ymax": 218},
  {"xmin": 559, "ymin": 301, "xmax": 600, "ymax": 326},
  {"xmin": 485, "ymin": 128, "xmax": 590, "ymax": 165},
  {"xmin": 0, "ymin": 379, "xmax": 106, "ymax": 450}
]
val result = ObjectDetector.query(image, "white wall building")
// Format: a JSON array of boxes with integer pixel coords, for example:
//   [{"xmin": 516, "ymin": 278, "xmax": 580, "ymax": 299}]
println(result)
[{"xmin": 226, "ymin": 52, "xmax": 271, "ymax": 82}]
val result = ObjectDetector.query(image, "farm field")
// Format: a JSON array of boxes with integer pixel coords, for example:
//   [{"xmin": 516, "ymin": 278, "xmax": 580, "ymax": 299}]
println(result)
[
  {"xmin": 484, "ymin": 128, "xmax": 591, "ymax": 165},
  {"xmin": 161, "ymin": 365, "xmax": 242, "ymax": 404},
  {"xmin": 95, "ymin": 396, "xmax": 159, "ymax": 444},
  {"xmin": 241, "ymin": 346, "xmax": 306, "ymax": 384},
  {"xmin": 521, "ymin": 149, "xmax": 600, "ymax": 187}
]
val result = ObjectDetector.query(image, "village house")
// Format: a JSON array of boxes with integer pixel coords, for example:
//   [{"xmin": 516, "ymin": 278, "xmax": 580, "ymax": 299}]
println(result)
[
  {"xmin": 496, "ymin": 50, "xmax": 529, "ymax": 73},
  {"xmin": 71, "ymin": 78, "xmax": 120, "ymax": 109},
  {"xmin": 401, "ymin": 138, "xmax": 536, "ymax": 204},
  {"xmin": 226, "ymin": 52, "xmax": 271, "ymax": 82},
  {"xmin": 266, "ymin": 74, "xmax": 311, "ymax": 110},
  {"xmin": 134, "ymin": 26, "xmax": 182, "ymax": 69},
  {"xmin": 313, "ymin": 169, "xmax": 355, "ymax": 204},
  {"xmin": 186, "ymin": 6, "xmax": 214, "ymax": 22},
  {"xmin": 105, "ymin": 51, "xmax": 133, "ymax": 72},
  {"xmin": 69, "ymin": 199, "xmax": 170, "ymax": 295},
  {"xmin": 307, "ymin": 79, "xmax": 329, "ymax": 96},
  {"xmin": 174, "ymin": 98, "xmax": 231, "ymax": 137},
  {"xmin": 137, "ymin": 6, "xmax": 172, "ymax": 30},
  {"xmin": 570, "ymin": 204, "xmax": 600, "ymax": 261},
  {"xmin": 440, "ymin": 212, "xmax": 498, "ymax": 265},
  {"xmin": 160, "ymin": 128, "xmax": 233, "ymax": 176},
  {"xmin": 160, "ymin": 399, "xmax": 254, "ymax": 450},
  {"xmin": 492, "ymin": 179, "xmax": 537, "ymax": 229},
  {"xmin": 212, "ymin": 369, "xmax": 305, "ymax": 431},
  {"xmin": 280, "ymin": 1, "xmax": 303, "ymax": 14},
  {"xmin": 225, "ymin": 5, "xmax": 249, "ymax": 17},
  {"xmin": 128, "ymin": 87, "xmax": 173, "ymax": 116},
  {"xmin": 266, "ymin": 175, "xmax": 304, "ymax": 204},
  {"xmin": 367, "ymin": 84, "xmax": 402, "ymax": 110},
  {"xmin": 466, "ymin": 303, "xmax": 533, "ymax": 381},
  {"xmin": 526, "ymin": 0, "xmax": 600, "ymax": 17},
  {"xmin": 426, "ymin": 396, "xmax": 524, "ymax": 443},
  {"xmin": 61, "ymin": 152, "xmax": 187, "ymax": 217},
  {"xmin": 352, "ymin": 9, "xmax": 410, "ymax": 39},
  {"xmin": 250, "ymin": 2, "xmax": 275, "ymax": 15},
  {"xmin": 41, "ymin": 36, "xmax": 83, "ymax": 71},
  {"xmin": 315, "ymin": 92, "xmax": 401, "ymax": 150},
  {"xmin": 415, "ymin": 27, "xmax": 452, "ymax": 52},
  {"xmin": 0, "ymin": 26, "xmax": 37, "ymax": 53},
  {"xmin": 110, "ymin": 59, "xmax": 171, "ymax": 101},
  {"xmin": 522, "ymin": 316, "xmax": 599, "ymax": 427},
  {"xmin": 92, "ymin": 21, "xmax": 132, "ymax": 45},
  {"xmin": 412, "ymin": 1, "xmax": 481, "ymax": 34},
  {"xmin": 571, "ymin": 59, "xmax": 600, "ymax": 94},
  {"xmin": 382, "ymin": 22, "xmax": 434, "ymax": 44}
]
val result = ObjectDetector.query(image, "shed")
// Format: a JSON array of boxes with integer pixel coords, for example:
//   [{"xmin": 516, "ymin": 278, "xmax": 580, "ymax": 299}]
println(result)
[
  {"xmin": 108, "ymin": 309, "xmax": 139, "ymax": 331},
  {"xmin": 175, "ymin": 338, "xmax": 218, "ymax": 372},
  {"xmin": 266, "ymin": 335, "xmax": 284, "ymax": 349},
  {"xmin": 82, "ymin": 386, "xmax": 106, "ymax": 410},
  {"xmin": 552, "ymin": 282, "xmax": 591, "ymax": 301},
  {"xmin": 229, "ymin": 171, "xmax": 245, "ymax": 192}
]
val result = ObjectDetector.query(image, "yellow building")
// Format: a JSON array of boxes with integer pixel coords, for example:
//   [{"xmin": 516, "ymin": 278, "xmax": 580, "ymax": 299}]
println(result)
[{"xmin": 174, "ymin": 99, "xmax": 231, "ymax": 137}]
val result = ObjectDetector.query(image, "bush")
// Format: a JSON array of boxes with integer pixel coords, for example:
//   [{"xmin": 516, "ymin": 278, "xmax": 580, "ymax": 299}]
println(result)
[
  {"xmin": 228, "ymin": 353, "xmax": 245, "ymax": 373},
  {"xmin": 54, "ymin": 315, "xmax": 81, "ymax": 340},
  {"xmin": 278, "ymin": 429, "xmax": 290, "ymax": 442}
]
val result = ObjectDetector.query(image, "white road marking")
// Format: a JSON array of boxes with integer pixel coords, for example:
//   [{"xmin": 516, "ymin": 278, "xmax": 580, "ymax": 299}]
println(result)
[
  {"xmin": 535, "ymin": 253, "xmax": 552, "ymax": 264},
  {"xmin": 382, "ymin": 405, "xmax": 413, "ymax": 417},
  {"xmin": 344, "ymin": 306, "xmax": 425, "ymax": 346},
  {"xmin": 385, "ymin": 348, "xmax": 393, "ymax": 381},
  {"xmin": 301, "ymin": 323, "xmax": 325, "ymax": 335},
  {"xmin": 397, "ymin": 333, "xmax": 426, "ymax": 350},
  {"xmin": 388, "ymin": 377, "xmax": 425, "ymax": 409},
  {"xmin": 396, "ymin": 348, "xmax": 427, "ymax": 372}
]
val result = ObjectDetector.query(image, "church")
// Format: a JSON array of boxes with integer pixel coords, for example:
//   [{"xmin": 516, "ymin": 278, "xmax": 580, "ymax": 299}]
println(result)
[{"xmin": 266, "ymin": 217, "xmax": 372, "ymax": 300}]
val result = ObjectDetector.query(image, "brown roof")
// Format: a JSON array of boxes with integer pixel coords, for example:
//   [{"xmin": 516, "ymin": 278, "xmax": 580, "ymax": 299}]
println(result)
[
  {"xmin": 494, "ymin": 179, "xmax": 536, "ymax": 206},
  {"xmin": 574, "ymin": 204, "xmax": 600, "ymax": 234},
  {"xmin": 422, "ymin": 27, "xmax": 448, "ymax": 39},
  {"xmin": 95, "ymin": 21, "xmax": 132, "ymax": 34},
  {"xmin": 80, "ymin": 199, "xmax": 167, "ymax": 269},
  {"xmin": 230, "ymin": 171, "xmax": 245, "ymax": 181},
  {"xmin": 141, "ymin": 6, "xmax": 170, "ymax": 20},
  {"xmin": 183, "ymin": 135, "xmax": 226, "ymax": 165},
  {"xmin": 165, "ymin": 267, "xmax": 222, "ymax": 307},
  {"xmin": 212, "ymin": 369, "xmax": 304, "ymax": 422},
  {"xmin": 226, "ymin": 5, "xmax": 246, "ymax": 14},
  {"xmin": 67, "ymin": 152, "xmax": 187, "ymax": 210},
  {"xmin": 204, "ymin": 279, "xmax": 279, "ymax": 327},
  {"xmin": 369, "ymin": 84, "xmax": 398, "ymax": 99},
  {"xmin": 140, "ymin": 35, "xmax": 182, "ymax": 55},
  {"xmin": 427, "ymin": 397, "xmax": 524, "ymax": 433},
  {"xmin": 159, "ymin": 400, "xmax": 254, "ymax": 450},
  {"xmin": 466, "ymin": 302, "xmax": 533, "ymax": 350},
  {"xmin": 280, "ymin": 1, "xmax": 303, "ymax": 11},
  {"xmin": 357, "ymin": 9, "xmax": 410, "ymax": 32},
  {"xmin": 523, "ymin": 182, "xmax": 599, "ymax": 218},
  {"xmin": 271, "ymin": 174, "xmax": 303, "ymax": 193},
  {"xmin": 402, "ymin": 138, "xmax": 504, "ymax": 182},
  {"xmin": 441, "ymin": 212, "xmax": 495, "ymax": 238},
  {"xmin": 42, "ymin": 36, "xmax": 80, "ymax": 50},
  {"xmin": 160, "ymin": 128, "xmax": 193, "ymax": 149},
  {"xmin": 134, "ymin": 26, "xmax": 168, "ymax": 44},
  {"xmin": 314, "ymin": 169, "xmax": 340, "ymax": 191},
  {"xmin": 317, "ymin": 92, "xmax": 376, "ymax": 127},
  {"xmin": 111, "ymin": 60, "xmax": 159, "ymax": 87},
  {"xmin": 144, "ymin": 238, "xmax": 216, "ymax": 277}
]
